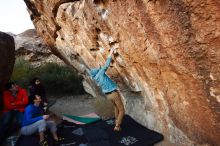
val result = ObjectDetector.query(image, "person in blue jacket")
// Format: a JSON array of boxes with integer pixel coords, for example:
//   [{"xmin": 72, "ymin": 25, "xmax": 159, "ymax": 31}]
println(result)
[
  {"xmin": 89, "ymin": 48, "xmax": 125, "ymax": 131},
  {"xmin": 21, "ymin": 95, "xmax": 60, "ymax": 146}
]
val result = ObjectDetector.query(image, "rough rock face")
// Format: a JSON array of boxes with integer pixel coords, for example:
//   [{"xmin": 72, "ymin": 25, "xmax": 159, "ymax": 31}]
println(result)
[
  {"xmin": 14, "ymin": 29, "xmax": 63, "ymax": 67},
  {"xmin": 0, "ymin": 32, "xmax": 15, "ymax": 109},
  {"xmin": 24, "ymin": 0, "xmax": 220, "ymax": 145}
]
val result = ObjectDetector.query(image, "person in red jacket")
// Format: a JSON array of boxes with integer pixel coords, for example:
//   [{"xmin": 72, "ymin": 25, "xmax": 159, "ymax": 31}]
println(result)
[{"xmin": 1, "ymin": 82, "xmax": 29, "ymax": 127}]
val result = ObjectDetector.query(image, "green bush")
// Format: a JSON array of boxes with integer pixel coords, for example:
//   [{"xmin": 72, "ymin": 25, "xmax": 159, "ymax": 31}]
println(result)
[
  {"xmin": 11, "ymin": 58, "xmax": 84, "ymax": 96},
  {"xmin": 10, "ymin": 58, "xmax": 31, "ymax": 88}
]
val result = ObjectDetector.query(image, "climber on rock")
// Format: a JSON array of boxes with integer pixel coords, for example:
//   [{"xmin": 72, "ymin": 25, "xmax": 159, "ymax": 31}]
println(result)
[{"xmin": 89, "ymin": 47, "xmax": 125, "ymax": 131}]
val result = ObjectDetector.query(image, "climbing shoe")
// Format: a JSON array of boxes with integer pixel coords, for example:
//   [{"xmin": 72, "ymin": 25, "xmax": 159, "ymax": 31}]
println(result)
[{"xmin": 39, "ymin": 140, "xmax": 48, "ymax": 146}]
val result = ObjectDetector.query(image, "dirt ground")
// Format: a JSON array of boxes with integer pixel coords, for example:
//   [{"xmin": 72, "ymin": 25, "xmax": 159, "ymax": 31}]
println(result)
[
  {"xmin": 49, "ymin": 94, "xmax": 114, "ymax": 121},
  {"xmin": 49, "ymin": 94, "xmax": 96, "ymax": 120}
]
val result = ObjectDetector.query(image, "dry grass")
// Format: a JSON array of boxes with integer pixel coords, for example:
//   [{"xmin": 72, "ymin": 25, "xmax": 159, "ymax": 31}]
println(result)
[{"xmin": 92, "ymin": 97, "xmax": 115, "ymax": 119}]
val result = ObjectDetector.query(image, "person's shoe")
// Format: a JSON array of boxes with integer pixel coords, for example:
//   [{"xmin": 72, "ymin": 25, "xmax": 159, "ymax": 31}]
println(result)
[
  {"xmin": 54, "ymin": 137, "xmax": 65, "ymax": 146},
  {"xmin": 39, "ymin": 140, "xmax": 48, "ymax": 146},
  {"xmin": 7, "ymin": 136, "xmax": 19, "ymax": 146},
  {"xmin": 113, "ymin": 125, "xmax": 121, "ymax": 132},
  {"xmin": 57, "ymin": 137, "xmax": 65, "ymax": 141}
]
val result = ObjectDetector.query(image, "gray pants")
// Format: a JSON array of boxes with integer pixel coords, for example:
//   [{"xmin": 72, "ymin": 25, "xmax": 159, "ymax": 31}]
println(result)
[{"xmin": 21, "ymin": 120, "xmax": 57, "ymax": 135}]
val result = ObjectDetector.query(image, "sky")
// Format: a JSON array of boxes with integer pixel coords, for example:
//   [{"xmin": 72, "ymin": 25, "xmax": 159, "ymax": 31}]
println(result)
[{"xmin": 0, "ymin": 0, "xmax": 34, "ymax": 34}]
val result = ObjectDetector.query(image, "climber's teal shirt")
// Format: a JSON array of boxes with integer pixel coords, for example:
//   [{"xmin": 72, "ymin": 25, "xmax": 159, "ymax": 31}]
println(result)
[{"xmin": 89, "ymin": 56, "xmax": 117, "ymax": 94}]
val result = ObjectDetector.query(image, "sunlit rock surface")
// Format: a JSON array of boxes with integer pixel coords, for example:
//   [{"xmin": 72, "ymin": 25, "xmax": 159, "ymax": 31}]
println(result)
[
  {"xmin": 0, "ymin": 32, "xmax": 15, "ymax": 109},
  {"xmin": 24, "ymin": 0, "xmax": 220, "ymax": 145}
]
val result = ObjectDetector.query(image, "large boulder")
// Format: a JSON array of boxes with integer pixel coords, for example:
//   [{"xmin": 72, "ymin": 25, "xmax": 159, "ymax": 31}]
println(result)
[
  {"xmin": 24, "ymin": 0, "xmax": 220, "ymax": 145},
  {"xmin": 0, "ymin": 32, "xmax": 15, "ymax": 110},
  {"xmin": 14, "ymin": 29, "xmax": 63, "ymax": 67}
]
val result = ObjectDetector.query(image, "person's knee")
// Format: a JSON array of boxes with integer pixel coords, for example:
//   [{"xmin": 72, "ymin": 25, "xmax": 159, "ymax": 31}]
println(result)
[
  {"xmin": 38, "ymin": 119, "xmax": 46, "ymax": 126},
  {"xmin": 48, "ymin": 120, "xmax": 55, "ymax": 124},
  {"xmin": 47, "ymin": 121, "xmax": 57, "ymax": 133},
  {"xmin": 37, "ymin": 120, "xmax": 46, "ymax": 132},
  {"xmin": 118, "ymin": 106, "xmax": 125, "ymax": 115},
  {"xmin": 120, "ymin": 109, "xmax": 125, "ymax": 115}
]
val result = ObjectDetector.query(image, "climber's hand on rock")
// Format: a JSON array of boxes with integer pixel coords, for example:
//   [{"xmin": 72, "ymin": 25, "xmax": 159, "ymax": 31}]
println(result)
[{"xmin": 109, "ymin": 47, "xmax": 116, "ymax": 56}]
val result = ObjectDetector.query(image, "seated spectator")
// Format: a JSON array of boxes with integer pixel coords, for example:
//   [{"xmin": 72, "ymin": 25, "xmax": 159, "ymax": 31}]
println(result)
[
  {"xmin": 0, "ymin": 82, "xmax": 29, "ymax": 143},
  {"xmin": 29, "ymin": 77, "xmax": 48, "ymax": 106},
  {"xmin": 21, "ymin": 95, "xmax": 61, "ymax": 146}
]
